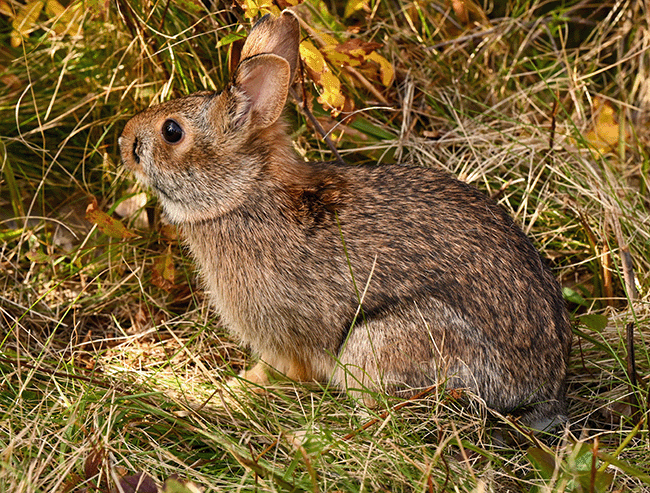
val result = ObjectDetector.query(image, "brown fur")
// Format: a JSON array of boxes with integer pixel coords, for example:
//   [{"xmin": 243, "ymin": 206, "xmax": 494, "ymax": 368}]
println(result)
[{"xmin": 119, "ymin": 11, "xmax": 572, "ymax": 430}]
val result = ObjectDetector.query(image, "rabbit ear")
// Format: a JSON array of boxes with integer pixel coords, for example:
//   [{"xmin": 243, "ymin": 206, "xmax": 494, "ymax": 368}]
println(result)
[
  {"xmin": 240, "ymin": 10, "xmax": 300, "ymax": 84},
  {"xmin": 233, "ymin": 53, "xmax": 291, "ymax": 129}
]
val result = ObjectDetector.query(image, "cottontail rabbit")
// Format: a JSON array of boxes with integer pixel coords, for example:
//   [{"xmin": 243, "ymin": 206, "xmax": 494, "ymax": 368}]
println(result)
[{"xmin": 119, "ymin": 11, "xmax": 571, "ymax": 430}]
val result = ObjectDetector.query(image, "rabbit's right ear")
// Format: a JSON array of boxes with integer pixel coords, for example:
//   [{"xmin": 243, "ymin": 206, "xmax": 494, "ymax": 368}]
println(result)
[
  {"xmin": 227, "ymin": 11, "xmax": 300, "ymax": 130},
  {"xmin": 240, "ymin": 11, "xmax": 300, "ymax": 83}
]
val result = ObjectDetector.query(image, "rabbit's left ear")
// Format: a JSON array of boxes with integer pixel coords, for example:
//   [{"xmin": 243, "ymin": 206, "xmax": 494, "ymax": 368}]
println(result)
[
  {"xmin": 240, "ymin": 10, "xmax": 300, "ymax": 84},
  {"xmin": 233, "ymin": 53, "xmax": 291, "ymax": 129}
]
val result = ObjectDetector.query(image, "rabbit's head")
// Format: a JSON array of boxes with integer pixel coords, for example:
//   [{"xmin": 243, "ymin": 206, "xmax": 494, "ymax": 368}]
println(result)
[{"xmin": 119, "ymin": 12, "xmax": 300, "ymax": 223}]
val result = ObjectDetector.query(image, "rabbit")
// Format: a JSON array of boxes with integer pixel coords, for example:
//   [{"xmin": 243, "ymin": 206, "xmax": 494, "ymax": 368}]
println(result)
[{"xmin": 119, "ymin": 10, "xmax": 572, "ymax": 431}]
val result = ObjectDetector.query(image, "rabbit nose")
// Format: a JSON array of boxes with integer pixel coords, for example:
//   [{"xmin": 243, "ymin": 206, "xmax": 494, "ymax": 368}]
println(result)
[
  {"xmin": 131, "ymin": 136, "xmax": 141, "ymax": 165},
  {"xmin": 119, "ymin": 134, "xmax": 141, "ymax": 166}
]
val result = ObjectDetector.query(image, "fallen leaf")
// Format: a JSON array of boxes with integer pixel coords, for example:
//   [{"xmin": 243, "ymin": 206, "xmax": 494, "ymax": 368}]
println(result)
[
  {"xmin": 84, "ymin": 444, "xmax": 104, "ymax": 480},
  {"xmin": 161, "ymin": 476, "xmax": 204, "ymax": 493},
  {"xmin": 26, "ymin": 250, "xmax": 55, "ymax": 264},
  {"xmin": 238, "ymin": 0, "xmax": 278, "ymax": 19},
  {"xmin": 151, "ymin": 245, "xmax": 176, "ymax": 292},
  {"xmin": 579, "ymin": 313, "xmax": 608, "ymax": 332},
  {"xmin": 86, "ymin": 197, "xmax": 139, "ymax": 240},
  {"xmin": 114, "ymin": 471, "xmax": 157, "ymax": 493},
  {"xmin": 584, "ymin": 98, "xmax": 629, "ymax": 155}
]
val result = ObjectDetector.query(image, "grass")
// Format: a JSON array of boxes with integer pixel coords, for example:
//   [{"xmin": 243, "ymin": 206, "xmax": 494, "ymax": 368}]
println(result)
[{"xmin": 1, "ymin": 0, "xmax": 649, "ymax": 491}]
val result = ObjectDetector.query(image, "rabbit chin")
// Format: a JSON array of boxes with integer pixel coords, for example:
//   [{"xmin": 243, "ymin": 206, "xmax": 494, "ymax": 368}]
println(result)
[{"xmin": 157, "ymin": 197, "xmax": 218, "ymax": 224}]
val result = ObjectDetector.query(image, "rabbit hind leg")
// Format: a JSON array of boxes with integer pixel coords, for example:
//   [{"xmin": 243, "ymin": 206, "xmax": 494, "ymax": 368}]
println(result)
[
  {"xmin": 333, "ymin": 315, "xmax": 446, "ymax": 406},
  {"xmin": 241, "ymin": 350, "xmax": 323, "ymax": 386}
]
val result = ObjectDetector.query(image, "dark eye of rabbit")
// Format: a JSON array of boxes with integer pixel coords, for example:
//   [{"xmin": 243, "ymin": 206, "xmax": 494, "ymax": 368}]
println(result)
[{"xmin": 161, "ymin": 119, "xmax": 184, "ymax": 144}]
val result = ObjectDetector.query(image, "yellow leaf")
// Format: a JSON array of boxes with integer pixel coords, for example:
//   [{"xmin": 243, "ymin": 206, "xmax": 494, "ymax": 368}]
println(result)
[
  {"xmin": 318, "ymin": 30, "xmax": 340, "ymax": 48},
  {"xmin": 45, "ymin": 0, "xmax": 83, "ymax": 37},
  {"xmin": 0, "ymin": 1, "xmax": 14, "ymax": 18},
  {"xmin": 11, "ymin": 0, "xmax": 44, "ymax": 48},
  {"xmin": 344, "ymin": 0, "xmax": 368, "ymax": 18},
  {"xmin": 45, "ymin": 0, "xmax": 65, "ymax": 17},
  {"xmin": 300, "ymin": 40, "xmax": 346, "ymax": 115},
  {"xmin": 318, "ymin": 71, "xmax": 345, "ymax": 113},
  {"xmin": 367, "ymin": 51, "xmax": 394, "ymax": 87},
  {"xmin": 584, "ymin": 98, "xmax": 628, "ymax": 155},
  {"xmin": 239, "ymin": 0, "xmax": 279, "ymax": 19},
  {"xmin": 300, "ymin": 40, "xmax": 327, "ymax": 76},
  {"xmin": 322, "ymin": 46, "xmax": 361, "ymax": 68},
  {"xmin": 323, "ymin": 39, "xmax": 383, "ymax": 69}
]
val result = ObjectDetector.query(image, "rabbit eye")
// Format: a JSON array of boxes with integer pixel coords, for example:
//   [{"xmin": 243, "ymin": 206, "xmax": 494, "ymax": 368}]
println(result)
[{"xmin": 161, "ymin": 119, "xmax": 184, "ymax": 144}]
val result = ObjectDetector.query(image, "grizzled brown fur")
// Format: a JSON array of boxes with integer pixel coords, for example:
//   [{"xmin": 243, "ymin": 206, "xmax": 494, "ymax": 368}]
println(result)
[{"xmin": 119, "ymin": 11, "xmax": 571, "ymax": 429}]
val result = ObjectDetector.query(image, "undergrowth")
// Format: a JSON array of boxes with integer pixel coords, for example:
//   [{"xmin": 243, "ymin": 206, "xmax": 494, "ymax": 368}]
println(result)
[{"xmin": 1, "ymin": 0, "xmax": 649, "ymax": 491}]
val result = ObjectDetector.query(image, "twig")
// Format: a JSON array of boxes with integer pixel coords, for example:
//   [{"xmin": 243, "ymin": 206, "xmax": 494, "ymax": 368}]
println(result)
[
  {"xmin": 289, "ymin": 86, "xmax": 346, "ymax": 165},
  {"xmin": 548, "ymin": 90, "xmax": 559, "ymax": 151},
  {"xmin": 625, "ymin": 322, "xmax": 641, "ymax": 424},
  {"xmin": 610, "ymin": 210, "xmax": 637, "ymax": 303}
]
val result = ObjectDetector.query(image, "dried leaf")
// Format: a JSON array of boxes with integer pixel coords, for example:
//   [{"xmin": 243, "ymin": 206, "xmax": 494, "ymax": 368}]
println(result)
[
  {"xmin": 0, "ymin": 1, "xmax": 14, "ymax": 18},
  {"xmin": 45, "ymin": 0, "xmax": 84, "ymax": 37},
  {"xmin": 452, "ymin": 0, "xmax": 469, "ymax": 24},
  {"xmin": 336, "ymin": 38, "xmax": 382, "ymax": 57},
  {"xmin": 322, "ymin": 39, "xmax": 393, "ymax": 87},
  {"xmin": 11, "ymin": 0, "xmax": 44, "ymax": 47},
  {"xmin": 84, "ymin": 445, "xmax": 104, "ymax": 479},
  {"xmin": 367, "ymin": 51, "xmax": 394, "ymax": 86},
  {"xmin": 323, "ymin": 39, "xmax": 381, "ymax": 68},
  {"xmin": 584, "ymin": 98, "xmax": 629, "ymax": 155},
  {"xmin": 151, "ymin": 245, "xmax": 176, "ymax": 292},
  {"xmin": 114, "ymin": 471, "xmax": 158, "ymax": 493},
  {"xmin": 114, "ymin": 192, "xmax": 149, "ymax": 229},
  {"xmin": 1, "ymin": 73, "xmax": 21, "ymax": 91},
  {"xmin": 86, "ymin": 197, "xmax": 139, "ymax": 240},
  {"xmin": 26, "ymin": 250, "xmax": 54, "ymax": 264},
  {"xmin": 161, "ymin": 476, "xmax": 203, "ymax": 493},
  {"xmin": 275, "ymin": 0, "xmax": 302, "ymax": 8}
]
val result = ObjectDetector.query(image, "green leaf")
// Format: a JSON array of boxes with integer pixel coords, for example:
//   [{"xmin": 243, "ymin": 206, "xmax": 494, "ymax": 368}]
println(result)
[
  {"xmin": 527, "ymin": 447, "xmax": 558, "ymax": 479},
  {"xmin": 562, "ymin": 287, "xmax": 589, "ymax": 307},
  {"xmin": 217, "ymin": 31, "xmax": 245, "ymax": 49},
  {"xmin": 578, "ymin": 313, "xmax": 608, "ymax": 332}
]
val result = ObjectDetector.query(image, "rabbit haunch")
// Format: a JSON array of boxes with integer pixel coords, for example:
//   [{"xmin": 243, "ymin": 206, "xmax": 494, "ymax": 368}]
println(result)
[{"xmin": 119, "ymin": 11, "xmax": 571, "ymax": 429}]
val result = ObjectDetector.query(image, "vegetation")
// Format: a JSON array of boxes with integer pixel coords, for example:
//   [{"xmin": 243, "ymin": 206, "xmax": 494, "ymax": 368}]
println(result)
[{"xmin": 1, "ymin": 0, "xmax": 649, "ymax": 491}]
